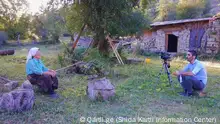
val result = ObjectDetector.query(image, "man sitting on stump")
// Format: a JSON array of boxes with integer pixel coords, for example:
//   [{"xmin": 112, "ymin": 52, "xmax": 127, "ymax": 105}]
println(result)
[{"xmin": 173, "ymin": 50, "xmax": 207, "ymax": 97}]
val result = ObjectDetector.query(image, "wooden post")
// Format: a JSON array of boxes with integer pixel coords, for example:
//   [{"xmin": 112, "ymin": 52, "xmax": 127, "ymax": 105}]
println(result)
[
  {"xmin": 17, "ymin": 34, "xmax": 20, "ymax": 45},
  {"xmin": 72, "ymin": 24, "xmax": 86, "ymax": 50},
  {"xmin": 106, "ymin": 35, "xmax": 124, "ymax": 65}
]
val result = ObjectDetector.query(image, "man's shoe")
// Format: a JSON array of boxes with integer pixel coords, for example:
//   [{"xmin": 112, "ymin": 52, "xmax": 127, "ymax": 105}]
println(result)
[
  {"xmin": 178, "ymin": 89, "xmax": 187, "ymax": 96},
  {"xmin": 178, "ymin": 92, "xmax": 186, "ymax": 96},
  {"xmin": 179, "ymin": 92, "xmax": 193, "ymax": 97},
  {"xmin": 186, "ymin": 92, "xmax": 193, "ymax": 97}
]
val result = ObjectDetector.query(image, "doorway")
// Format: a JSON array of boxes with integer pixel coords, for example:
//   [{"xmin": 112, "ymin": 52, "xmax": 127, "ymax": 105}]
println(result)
[{"xmin": 167, "ymin": 34, "xmax": 178, "ymax": 52}]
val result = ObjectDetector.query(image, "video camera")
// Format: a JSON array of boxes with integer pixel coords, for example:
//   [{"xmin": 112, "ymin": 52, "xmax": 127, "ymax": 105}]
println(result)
[
  {"xmin": 160, "ymin": 52, "xmax": 171, "ymax": 61},
  {"xmin": 160, "ymin": 52, "xmax": 172, "ymax": 68}
]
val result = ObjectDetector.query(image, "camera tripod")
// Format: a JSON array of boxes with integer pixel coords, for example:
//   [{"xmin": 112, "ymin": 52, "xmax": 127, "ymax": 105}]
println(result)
[{"xmin": 154, "ymin": 59, "xmax": 174, "ymax": 91}]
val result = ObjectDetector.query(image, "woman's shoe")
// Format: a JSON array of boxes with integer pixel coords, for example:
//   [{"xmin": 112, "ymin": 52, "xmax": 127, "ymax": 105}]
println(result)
[{"xmin": 49, "ymin": 91, "xmax": 59, "ymax": 98}]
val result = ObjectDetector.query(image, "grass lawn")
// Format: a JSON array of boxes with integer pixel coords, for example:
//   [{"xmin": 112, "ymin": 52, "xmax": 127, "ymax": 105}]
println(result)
[{"xmin": 0, "ymin": 44, "xmax": 220, "ymax": 124}]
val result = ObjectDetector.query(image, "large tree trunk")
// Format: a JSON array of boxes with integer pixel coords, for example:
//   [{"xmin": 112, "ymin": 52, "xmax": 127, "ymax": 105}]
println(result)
[
  {"xmin": 98, "ymin": 28, "xmax": 108, "ymax": 54},
  {"xmin": 93, "ymin": 28, "xmax": 109, "ymax": 56},
  {"xmin": 92, "ymin": 36, "xmax": 99, "ymax": 48},
  {"xmin": 52, "ymin": 34, "xmax": 60, "ymax": 43}
]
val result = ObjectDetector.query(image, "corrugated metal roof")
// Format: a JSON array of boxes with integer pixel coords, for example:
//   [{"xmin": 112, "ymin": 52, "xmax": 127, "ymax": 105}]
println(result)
[{"xmin": 151, "ymin": 18, "xmax": 213, "ymax": 26}]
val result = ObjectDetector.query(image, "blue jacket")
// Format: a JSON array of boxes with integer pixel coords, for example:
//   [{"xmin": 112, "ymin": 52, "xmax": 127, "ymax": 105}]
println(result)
[{"xmin": 26, "ymin": 58, "xmax": 48, "ymax": 75}]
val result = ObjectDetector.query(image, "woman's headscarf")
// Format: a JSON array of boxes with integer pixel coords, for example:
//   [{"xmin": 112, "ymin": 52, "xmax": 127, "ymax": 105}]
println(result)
[{"xmin": 26, "ymin": 47, "xmax": 39, "ymax": 63}]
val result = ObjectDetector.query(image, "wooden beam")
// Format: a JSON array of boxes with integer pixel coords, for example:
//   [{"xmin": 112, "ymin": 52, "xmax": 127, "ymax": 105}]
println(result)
[{"xmin": 165, "ymin": 34, "xmax": 168, "ymax": 51}]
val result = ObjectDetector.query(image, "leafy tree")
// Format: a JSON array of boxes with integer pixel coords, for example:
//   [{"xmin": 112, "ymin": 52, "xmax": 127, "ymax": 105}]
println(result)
[
  {"xmin": 50, "ymin": 0, "xmax": 149, "ymax": 55},
  {"xmin": 0, "ymin": 0, "xmax": 29, "ymax": 40},
  {"xmin": 5, "ymin": 14, "xmax": 31, "ymax": 40},
  {"xmin": 155, "ymin": 0, "xmax": 211, "ymax": 21},
  {"xmin": 43, "ymin": 10, "xmax": 66, "ymax": 43},
  {"xmin": 215, "ymin": 3, "xmax": 220, "ymax": 17},
  {"xmin": 31, "ymin": 9, "xmax": 66, "ymax": 43},
  {"xmin": 64, "ymin": 4, "xmax": 85, "ymax": 42},
  {"xmin": 0, "ymin": 0, "xmax": 28, "ymax": 29},
  {"xmin": 30, "ymin": 14, "xmax": 44, "ymax": 39},
  {"xmin": 140, "ymin": 0, "xmax": 156, "ymax": 14},
  {"xmin": 176, "ymin": 0, "xmax": 208, "ymax": 19},
  {"xmin": 155, "ymin": 0, "xmax": 177, "ymax": 21},
  {"xmin": 0, "ymin": 23, "xmax": 4, "ymax": 30}
]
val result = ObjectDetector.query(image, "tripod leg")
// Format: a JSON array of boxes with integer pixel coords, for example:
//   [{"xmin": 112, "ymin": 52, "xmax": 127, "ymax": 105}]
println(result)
[
  {"xmin": 164, "ymin": 64, "xmax": 174, "ymax": 90},
  {"xmin": 153, "ymin": 65, "xmax": 164, "ymax": 93},
  {"xmin": 156, "ymin": 66, "xmax": 164, "ymax": 83}
]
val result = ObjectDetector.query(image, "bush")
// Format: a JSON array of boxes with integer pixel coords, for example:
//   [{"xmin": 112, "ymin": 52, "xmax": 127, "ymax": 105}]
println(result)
[
  {"xmin": 72, "ymin": 47, "xmax": 87, "ymax": 60},
  {"xmin": 83, "ymin": 48, "xmax": 112, "ymax": 69},
  {"xmin": 57, "ymin": 42, "xmax": 87, "ymax": 67}
]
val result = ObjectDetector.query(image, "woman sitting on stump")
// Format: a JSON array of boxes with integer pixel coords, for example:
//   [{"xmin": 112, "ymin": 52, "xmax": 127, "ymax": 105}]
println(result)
[{"xmin": 26, "ymin": 47, "xmax": 59, "ymax": 98}]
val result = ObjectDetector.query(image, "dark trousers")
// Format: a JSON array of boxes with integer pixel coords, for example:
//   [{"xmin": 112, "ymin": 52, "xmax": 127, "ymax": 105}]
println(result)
[
  {"xmin": 178, "ymin": 75, "xmax": 205, "ymax": 93},
  {"xmin": 27, "ymin": 74, "xmax": 58, "ymax": 94}
]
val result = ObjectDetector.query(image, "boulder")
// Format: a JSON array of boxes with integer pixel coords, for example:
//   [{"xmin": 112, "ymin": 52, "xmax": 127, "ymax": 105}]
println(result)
[
  {"xmin": 0, "ymin": 80, "xmax": 34, "ymax": 112},
  {"xmin": 87, "ymin": 77, "xmax": 115, "ymax": 101}
]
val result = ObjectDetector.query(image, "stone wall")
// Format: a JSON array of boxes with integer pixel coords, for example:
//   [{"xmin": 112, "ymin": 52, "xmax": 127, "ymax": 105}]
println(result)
[
  {"xmin": 142, "ymin": 18, "xmax": 220, "ymax": 54},
  {"xmin": 176, "ymin": 29, "xmax": 190, "ymax": 53},
  {"xmin": 140, "ymin": 32, "xmax": 157, "ymax": 52},
  {"xmin": 204, "ymin": 19, "xmax": 220, "ymax": 54},
  {"xmin": 142, "ymin": 28, "xmax": 190, "ymax": 53},
  {"xmin": 155, "ymin": 30, "xmax": 166, "ymax": 51}
]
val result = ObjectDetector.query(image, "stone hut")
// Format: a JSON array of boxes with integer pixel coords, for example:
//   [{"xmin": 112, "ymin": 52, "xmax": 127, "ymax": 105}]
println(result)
[{"xmin": 141, "ymin": 17, "xmax": 220, "ymax": 54}]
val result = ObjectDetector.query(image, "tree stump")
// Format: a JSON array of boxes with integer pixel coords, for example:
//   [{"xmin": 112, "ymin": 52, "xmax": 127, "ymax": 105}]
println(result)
[
  {"xmin": 86, "ymin": 77, "xmax": 115, "ymax": 101},
  {"xmin": 0, "ymin": 80, "xmax": 34, "ymax": 112}
]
